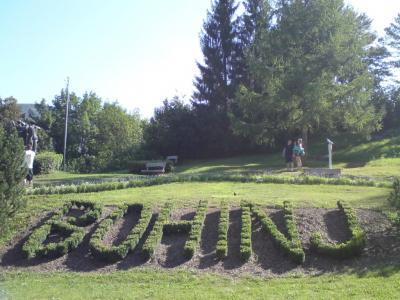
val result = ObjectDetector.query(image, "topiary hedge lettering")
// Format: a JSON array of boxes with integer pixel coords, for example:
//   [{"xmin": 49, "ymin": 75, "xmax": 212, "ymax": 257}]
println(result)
[
  {"xmin": 89, "ymin": 204, "xmax": 152, "ymax": 262},
  {"xmin": 22, "ymin": 220, "xmax": 85, "ymax": 259},
  {"xmin": 142, "ymin": 203, "xmax": 172, "ymax": 260},
  {"xmin": 183, "ymin": 200, "xmax": 209, "ymax": 259},
  {"xmin": 216, "ymin": 202, "xmax": 229, "ymax": 259},
  {"xmin": 240, "ymin": 202, "xmax": 252, "ymax": 261},
  {"xmin": 252, "ymin": 202, "xmax": 305, "ymax": 264},
  {"xmin": 310, "ymin": 201, "xmax": 366, "ymax": 258},
  {"xmin": 65, "ymin": 200, "xmax": 103, "ymax": 226},
  {"xmin": 163, "ymin": 220, "xmax": 192, "ymax": 235}
]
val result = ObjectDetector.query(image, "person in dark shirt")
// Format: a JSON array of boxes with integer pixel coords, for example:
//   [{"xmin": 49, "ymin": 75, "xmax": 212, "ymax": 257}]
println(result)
[{"xmin": 282, "ymin": 139, "xmax": 294, "ymax": 171}]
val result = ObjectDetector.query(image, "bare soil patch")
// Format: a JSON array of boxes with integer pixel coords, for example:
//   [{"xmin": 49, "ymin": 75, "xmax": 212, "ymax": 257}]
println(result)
[{"xmin": 1, "ymin": 206, "xmax": 400, "ymax": 277}]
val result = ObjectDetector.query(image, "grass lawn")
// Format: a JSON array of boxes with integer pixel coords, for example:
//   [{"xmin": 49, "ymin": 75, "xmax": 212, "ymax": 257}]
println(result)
[{"xmin": 1, "ymin": 268, "xmax": 400, "ymax": 300}]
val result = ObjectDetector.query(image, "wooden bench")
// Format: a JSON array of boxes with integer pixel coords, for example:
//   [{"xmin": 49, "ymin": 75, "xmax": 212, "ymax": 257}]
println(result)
[
  {"xmin": 141, "ymin": 161, "xmax": 166, "ymax": 175},
  {"xmin": 304, "ymin": 168, "xmax": 341, "ymax": 178},
  {"xmin": 166, "ymin": 155, "xmax": 178, "ymax": 164}
]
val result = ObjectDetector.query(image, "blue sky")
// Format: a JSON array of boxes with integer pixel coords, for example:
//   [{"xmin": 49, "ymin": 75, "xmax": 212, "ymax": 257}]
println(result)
[{"xmin": 1, "ymin": 0, "xmax": 399, "ymax": 118}]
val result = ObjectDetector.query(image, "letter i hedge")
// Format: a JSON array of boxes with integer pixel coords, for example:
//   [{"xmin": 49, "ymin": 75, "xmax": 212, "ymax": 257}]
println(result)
[
  {"xmin": 252, "ymin": 202, "xmax": 305, "ymax": 264},
  {"xmin": 216, "ymin": 202, "xmax": 229, "ymax": 259},
  {"xmin": 22, "ymin": 201, "xmax": 102, "ymax": 259},
  {"xmin": 89, "ymin": 204, "xmax": 152, "ymax": 262},
  {"xmin": 183, "ymin": 200, "xmax": 208, "ymax": 259},
  {"xmin": 240, "ymin": 202, "xmax": 252, "ymax": 261},
  {"xmin": 310, "ymin": 201, "xmax": 366, "ymax": 258}
]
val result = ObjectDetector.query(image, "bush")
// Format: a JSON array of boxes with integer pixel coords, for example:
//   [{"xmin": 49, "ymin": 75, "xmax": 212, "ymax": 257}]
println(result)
[
  {"xmin": 240, "ymin": 202, "xmax": 252, "ymax": 261},
  {"xmin": 388, "ymin": 178, "xmax": 400, "ymax": 209},
  {"xmin": 66, "ymin": 201, "xmax": 103, "ymax": 227},
  {"xmin": 22, "ymin": 220, "xmax": 85, "ymax": 259},
  {"xmin": 216, "ymin": 202, "xmax": 229, "ymax": 259},
  {"xmin": 163, "ymin": 221, "xmax": 192, "ymax": 234},
  {"xmin": 33, "ymin": 151, "xmax": 63, "ymax": 175},
  {"xmin": 127, "ymin": 161, "xmax": 147, "ymax": 174},
  {"xmin": 310, "ymin": 201, "xmax": 366, "ymax": 258},
  {"xmin": 183, "ymin": 200, "xmax": 208, "ymax": 259},
  {"xmin": 165, "ymin": 160, "xmax": 174, "ymax": 173},
  {"xmin": 252, "ymin": 203, "xmax": 305, "ymax": 264},
  {"xmin": 89, "ymin": 204, "xmax": 152, "ymax": 262},
  {"xmin": 142, "ymin": 203, "xmax": 172, "ymax": 260},
  {"xmin": 0, "ymin": 126, "xmax": 27, "ymax": 235}
]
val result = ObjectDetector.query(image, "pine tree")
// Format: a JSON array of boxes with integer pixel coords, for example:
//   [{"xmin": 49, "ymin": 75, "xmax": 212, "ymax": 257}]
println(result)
[
  {"xmin": 193, "ymin": 0, "xmax": 240, "ymax": 112},
  {"xmin": 385, "ymin": 13, "xmax": 400, "ymax": 69},
  {"xmin": 0, "ymin": 125, "xmax": 27, "ymax": 235}
]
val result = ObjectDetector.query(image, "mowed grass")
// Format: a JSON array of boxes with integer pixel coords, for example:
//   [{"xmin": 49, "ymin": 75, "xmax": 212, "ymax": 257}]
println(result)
[
  {"xmin": 28, "ymin": 182, "xmax": 391, "ymax": 209},
  {"xmin": 1, "ymin": 268, "xmax": 400, "ymax": 300}
]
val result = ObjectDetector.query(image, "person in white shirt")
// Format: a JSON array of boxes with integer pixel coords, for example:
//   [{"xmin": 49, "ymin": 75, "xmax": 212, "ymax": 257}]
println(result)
[{"xmin": 25, "ymin": 144, "xmax": 36, "ymax": 185}]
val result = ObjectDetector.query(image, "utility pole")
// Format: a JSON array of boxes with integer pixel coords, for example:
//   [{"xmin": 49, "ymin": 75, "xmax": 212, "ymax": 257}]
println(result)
[
  {"xmin": 327, "ymin": 138, "xmax": 334, "ymax": 170},
  {"xmin": 63, "ymin": 77, "xmax": 70, "ymax": 171}
]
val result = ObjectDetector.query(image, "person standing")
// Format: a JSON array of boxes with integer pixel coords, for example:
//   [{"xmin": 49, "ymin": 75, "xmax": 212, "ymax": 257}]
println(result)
[
  {"xmin": 293, "ymin": 139, "xmax": 305, "ymax": 169},
  {"xmin": 282, "ymin": 139, "xmax": 294, "ymax": 171},
  {"xmin": 24, "ymin": 144, "xmax": 36, "ymax": 185}
]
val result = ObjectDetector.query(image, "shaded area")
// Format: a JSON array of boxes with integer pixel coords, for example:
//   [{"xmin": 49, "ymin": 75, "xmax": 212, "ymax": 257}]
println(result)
[{"xmin": 198, "ymin": 209, "xmax": 220, "ymax": 269}]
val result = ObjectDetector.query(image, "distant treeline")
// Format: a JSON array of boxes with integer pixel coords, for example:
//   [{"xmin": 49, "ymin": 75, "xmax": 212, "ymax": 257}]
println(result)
[{"xmin": 1, "ymin": 0, "xmax": 400, "ymax": 172}]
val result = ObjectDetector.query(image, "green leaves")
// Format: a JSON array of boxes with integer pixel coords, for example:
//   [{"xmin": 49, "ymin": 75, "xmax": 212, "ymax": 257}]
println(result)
[
  {"xmin": 216, "ymin": 202, "xmax": 229, "ymax": 259},
  {"xmin": 310, "ymin": 201, "xmax": 366, "ymax": 258}
]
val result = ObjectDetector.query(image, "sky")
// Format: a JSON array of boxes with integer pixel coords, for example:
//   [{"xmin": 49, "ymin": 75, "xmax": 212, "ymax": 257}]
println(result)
[{"xmin": 0, "ymin": 0, "xmax": 399, "ymax": 118}]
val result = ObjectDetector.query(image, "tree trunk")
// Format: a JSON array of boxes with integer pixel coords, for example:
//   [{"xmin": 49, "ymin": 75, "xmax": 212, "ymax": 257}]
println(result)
[{"xmin": 302, "ymin": 127, "xmax": 309, "ymax": 163}]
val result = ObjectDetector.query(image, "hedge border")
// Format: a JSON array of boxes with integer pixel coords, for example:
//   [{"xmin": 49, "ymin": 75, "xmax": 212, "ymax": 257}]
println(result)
[
  {"xmin": 163, "ymin": 221, "xmax": 192, "ymax": 235},
  {"xmin": 310, "ymin": 201, "xmax": 366, "ymax": 258},
  {"xmin": 252, "ymin": 203, "xmax": 305, "ymax": 264},
  {"xmin": 183, "ymin": 200, "xmax": 209, "ymax": 259},
  {"xmin": 240, "ymin": 202, "xmax": 252, "ymax": 261},
  {"xmin": 26, "ymin": 173, "xmax": 391, "ymax": 196},
  {"xmin": 142, "ymin": 203, "xmax": 172, "ymax": 260},
  {"xmin": 22, "ymin": 220, "xmax": 85, "ymax": 259},
  {"xmin": 216, "ymin": 202, "xmax": 229, "ymax": 259},
  {"xmin": 89, "ymin": 204, "xmax": 152, "ymax": 262}
]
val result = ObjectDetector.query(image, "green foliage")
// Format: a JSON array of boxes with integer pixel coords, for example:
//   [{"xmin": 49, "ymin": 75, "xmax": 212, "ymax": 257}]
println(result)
[
  {"xmin": 0, "ymin": 97, "xmax": 21, "ymax": 126},
  {"xmin": 127, "ymin": 161, "xmax": 147, "ymax": 174},
  {"xmin": 142, "ymin": 203, "xmax": 172, "ymax": 260},
  {"xmin": 240, "ymin": 202, "xmax": 252, "ymax": 261},
  {"xmin": 66, "ymin": 200, "xmax": 103, "ymax": 227},
  {"xmin": 163, "ymin": 221, "xmax": 192, "ymax": 235},
  {"xmin": 0, "ymin": 126, "xmax": 27, "ymax": 236},
  {"xmin": 310, "ymin": 201, "xmax": 366, "ymax": 258},
  {"xmin": 183, "ymin": 200, "xmax": 208, "ymax": 259},
  {"xmin": 216, "ymin": 202, "xmax": 229, "ymax": 259},
  {"xmin": 388, "ymin": 178, "xmax": 400, "ymax": 209},
  {"xmin": 252, "ymin": 202, "xmax": 305, "ymax": 264},
  {"xmin": 165, "ymin": 160, "xmax": 174, "ymax": 173},
  {"xmin": 22, "ymin": 220, "xmax": 85, "ymax": 259},
  {"xmin": 33, "ymin": 151, "xmax": 63, "ymax": 175},
  {"xmin": 89, "ymin": 204, "xmax": 152, "ymax": 262}
]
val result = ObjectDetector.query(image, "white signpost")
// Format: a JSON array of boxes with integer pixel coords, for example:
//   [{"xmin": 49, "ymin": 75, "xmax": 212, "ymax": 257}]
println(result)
[{"xmin": 327, "ymin": 138, "xmax": 334, "ymax": 169}]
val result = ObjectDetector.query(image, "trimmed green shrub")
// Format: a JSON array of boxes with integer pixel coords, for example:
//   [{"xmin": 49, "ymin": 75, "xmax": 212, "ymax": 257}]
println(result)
[
  {"xmin": 183, "ymin": 200, "xmax": 208, "ymax": 259},
  {"xmin": 252, "ymin": 203, "xmax": 305, "ymax": 264},
  {"xmin": 163, "ymin": 221, "xmax": 192, "ymax": 235},
  {"xmin": 22, "ymin": 220, "xmax": 85, "ymax": 259},
  {"xmin": 89, "ymin": 204, "xmax": 152, "ymax": 262},
  {"xmin": 33, "ymin": 151, "xmax": 63, "ymax": 175},
  {"xmin": 388, "ymin": 178, "xmax": 400, "ymax": 209},
  {"xmin": 165, "ymin": 160, "xmax": 174, "ymax": 173},
  {"xmin": 66, "ymin": 200, "xmax": 103, "ymax": 226},
  {"xmin": 310, "ymin": 201, "xmax": 366, "ymax": 258},
  {"xmin": 142, "ymin": 203, "xmax": 172, "ymax": 260},
  {"xmin": 240, "ymin": 202, "xmax": 252, "ymax": 261},
  {"xmin": 216, "ymin": 202, "xmax": 229, "ymax": 259}
]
